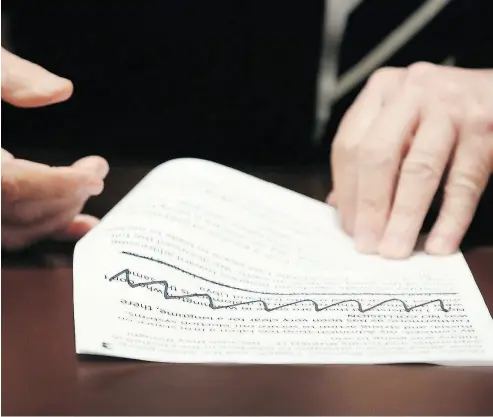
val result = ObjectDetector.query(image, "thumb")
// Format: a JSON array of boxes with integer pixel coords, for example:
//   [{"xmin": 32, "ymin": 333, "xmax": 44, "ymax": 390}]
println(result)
[
  {"xmin": 1, "ymin": 47, "xmax": 73, "ymax": 107},
  {"xmin": 52, "ymin": 214, "xmax": 100, "ymax": 241}
]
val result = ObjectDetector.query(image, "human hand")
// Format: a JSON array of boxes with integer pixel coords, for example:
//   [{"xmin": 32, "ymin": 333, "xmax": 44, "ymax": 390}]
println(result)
[
  {"xmin": 1, "ymin": 47, "xmax": 73, "ymax": 107},
  {"xmin": 2, "ymin": 150, "xmax": 109, "ymax": 250},
  {"xmin": 329, "ymin": 63, "xmax": 493, "ymax": 259},
  {"xmin": 1, "ymin": 48, "xmax": 109, "ymax": 250}
]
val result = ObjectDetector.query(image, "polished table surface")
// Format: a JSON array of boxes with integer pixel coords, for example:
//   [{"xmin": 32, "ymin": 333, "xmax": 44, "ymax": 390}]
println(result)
[{"xmin": 2, "ymin": 164, "xmax": 493, "ymax": 415}]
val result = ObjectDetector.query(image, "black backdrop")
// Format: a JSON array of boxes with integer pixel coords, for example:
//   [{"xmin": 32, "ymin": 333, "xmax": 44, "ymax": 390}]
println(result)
[
  {"xmin": 1, "ymin": 1, "xmax": 325, "ymax": 165},
  {"xmin": 2, "ymin": 1, "xmax": 492, "ymax": 166},
  {"xmin": 1, "ymin": 0, "xmax": 492, "ymax": 247}
]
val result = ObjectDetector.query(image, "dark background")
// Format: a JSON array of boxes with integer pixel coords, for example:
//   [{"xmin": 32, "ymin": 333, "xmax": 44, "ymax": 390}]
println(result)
[
  {"xmin": 1, "ymin": 1, "xmax": 325, "ymax": 165},
  {"xmin": 2, "ymin": 1, "xmax": 492, "ymax": 165},
  {"xmin": 1, "ymin": 0, "xmax": 492, "ymax": 247}
]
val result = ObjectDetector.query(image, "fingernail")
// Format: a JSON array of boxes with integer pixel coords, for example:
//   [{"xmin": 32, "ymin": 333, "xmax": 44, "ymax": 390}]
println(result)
[
  {"xmin": 89, "ymin": 158, "xmax": 110, "ymax": 178},
  {"xmin": 355, "ymin": 231, "xmax": 378, "ymax": 253},
  {"xmin": 74, "ymin": 156, "xmax": 109, "ymax": 178},
  {"xmin": 39, "ymin": 77, "xmax": 73, "ymax": 103},
  {"xmin": 326, "ymin": 191, "xmax": 336, "ymax": 206},
  {"xmin": 82, "ymin": 179, "xmax": 104, "ymax": 196},
  {"xmin": 426, "ymin": 235, "xmax": 453, "ymax": 255},
  {"xmin": 74, "ymin": 214, "xmax": 100, "ymax": 228},
  {"xmin": 43, "ymin": 75, "xmax": 68, "ymax": 90}
]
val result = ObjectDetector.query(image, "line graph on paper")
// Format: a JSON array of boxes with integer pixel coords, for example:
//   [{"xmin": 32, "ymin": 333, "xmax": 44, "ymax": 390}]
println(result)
[{"xmin": 105, "ymin": 251, "xmax": 456, "ymax": 314}]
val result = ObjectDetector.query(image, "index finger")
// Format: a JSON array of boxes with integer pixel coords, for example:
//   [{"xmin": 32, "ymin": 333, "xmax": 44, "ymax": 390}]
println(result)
[
  {"xmin": 1, "ymin": 47, "xmax": 73, "ymax": 107},
  {"xmin": 331, "ymin": 68, "xmax": 404, "ymax": 235},
  {"xmin": 353, "ymin": 87, "xmax": 420, "ymax": 253}
]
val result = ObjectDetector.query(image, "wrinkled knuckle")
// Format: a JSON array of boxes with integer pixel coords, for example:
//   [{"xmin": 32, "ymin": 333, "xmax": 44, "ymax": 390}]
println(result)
[
  {"xmin": 332, "ymin": 136, "xmax": 357, "ymax": 161},
  {"xmin": 400, "ymin": 157, "xmax": 443, "ymax": 183},
  {"xmin": 367, "ymin": 67, "xmax": 400, "ymax": 88},
  {"xmin": 344, "ymin": 140, "xmax": 360, "ymax": 158},
  {"xmin": 438, "ymin": 81, "xmax": 463, "ymax": 102},
  {"xmin": 359, "ymin": 143, "xmax": 394, "ymax": 169},
  {"xmin": 445, "ymin": 171, "xmax": 483, "ymax": 201},
  {"xmin": 407, "ymin": 61, "xmax": 436, "ymax": 81},
  {"xmin": 465, "ymin": 109, "xmax": 493, "ymax": 133},
  {"xmin": 359, "ymin": 195, "xmax": 385, "ymax": 214},
  {"xmin": 392, "ymin": 202, "xmax": 419, "ymax": 220}
]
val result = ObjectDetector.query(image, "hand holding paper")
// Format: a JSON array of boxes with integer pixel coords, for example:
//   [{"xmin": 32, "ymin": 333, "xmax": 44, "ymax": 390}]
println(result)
[
  {"xmin": 330, "ymin": 64, "xmax": 493, "ymax": 259},
  {"xmin": 73, "ymin": 159, "xmax": 493, "ymax": 366}
]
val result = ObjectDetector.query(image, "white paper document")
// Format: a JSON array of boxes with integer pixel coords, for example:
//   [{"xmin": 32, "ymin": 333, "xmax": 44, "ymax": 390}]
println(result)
[{"xmin": 73, "ymin": 158, "xmax": 493, "ymax": 365}]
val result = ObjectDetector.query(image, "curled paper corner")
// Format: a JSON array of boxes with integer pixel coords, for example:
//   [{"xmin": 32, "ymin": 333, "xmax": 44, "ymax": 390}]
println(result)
[{"xmin": 73, "ymin": 232, "xmax": 124, "ymax": 271}]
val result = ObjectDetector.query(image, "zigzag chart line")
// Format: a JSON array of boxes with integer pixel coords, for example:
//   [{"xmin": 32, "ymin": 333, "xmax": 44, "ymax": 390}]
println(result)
[
  {"xmin": 121, "ymin": 251, "xmax": 456, "ymax": 297},
  {"xmin": 108, "ymin": 263, "xmax": 451, "ymax": 314}
]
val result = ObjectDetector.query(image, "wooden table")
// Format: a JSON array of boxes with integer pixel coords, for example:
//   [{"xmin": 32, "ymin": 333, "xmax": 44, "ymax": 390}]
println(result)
[{"xmin": 2, "ymin": 164, "xmax": 493, "ymax": 415}]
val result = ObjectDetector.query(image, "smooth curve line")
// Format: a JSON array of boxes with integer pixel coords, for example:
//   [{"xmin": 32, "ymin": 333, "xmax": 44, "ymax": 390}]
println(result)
[
  {"xmin": 121, "ymin": 251, "xmax": 456, "ymax": 297},
  {"xmin": 108, "ymin": 269, "xmax": 450, "ymax": 313}
]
